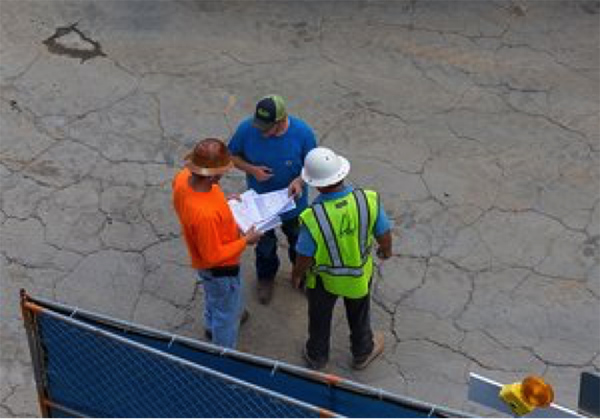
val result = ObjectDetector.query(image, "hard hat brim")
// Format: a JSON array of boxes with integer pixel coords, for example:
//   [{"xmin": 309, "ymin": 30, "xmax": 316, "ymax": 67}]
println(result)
[
  {"xmin": 185, "ymin": 160, "xmax": 233, "ymax": 176},
  {"xmin": 301, "ymin": 156, "xmax": 350, "ymax": 187}
]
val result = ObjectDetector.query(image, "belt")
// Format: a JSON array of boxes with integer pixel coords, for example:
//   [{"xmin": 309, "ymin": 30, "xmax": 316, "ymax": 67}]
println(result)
[{"xmin": 208, "ymin": 265, "xmax": 240, "ymax": 277}]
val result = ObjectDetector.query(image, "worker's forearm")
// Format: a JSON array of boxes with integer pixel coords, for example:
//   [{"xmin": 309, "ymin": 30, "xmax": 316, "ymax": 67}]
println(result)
[
  {"xmin": 292, "ymin": 254, "xmax": 314, "ymax": 280},
  {"xmin": 231, "ymin": 155, "xmax": 255, "ymax": 175},
  {"xmin": 375, "ymin": 230, "xmax": 392, "ymax": 259}
]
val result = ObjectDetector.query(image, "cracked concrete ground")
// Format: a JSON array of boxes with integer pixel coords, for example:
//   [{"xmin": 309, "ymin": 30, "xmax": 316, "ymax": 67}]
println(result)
[{"xmin": 1, "ymin": 0, "xmax": 598, "ymax": 416}]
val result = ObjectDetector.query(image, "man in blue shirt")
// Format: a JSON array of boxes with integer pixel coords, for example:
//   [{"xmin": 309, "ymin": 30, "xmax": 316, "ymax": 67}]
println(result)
[{"xmin": 229, "ymin": 95, "xmax": 317, "ymax": 304}]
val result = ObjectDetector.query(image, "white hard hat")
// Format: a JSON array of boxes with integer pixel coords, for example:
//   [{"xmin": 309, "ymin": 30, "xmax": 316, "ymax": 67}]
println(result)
[{"xmin": 301, "ymin": 147, "xmax": 351, "ymax": 187}]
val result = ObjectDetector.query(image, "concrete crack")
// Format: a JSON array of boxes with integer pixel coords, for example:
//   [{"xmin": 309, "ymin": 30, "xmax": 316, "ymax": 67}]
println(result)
[{"xmin": 1, "ymin": 52, "xmax": 42, "ymax": 84}]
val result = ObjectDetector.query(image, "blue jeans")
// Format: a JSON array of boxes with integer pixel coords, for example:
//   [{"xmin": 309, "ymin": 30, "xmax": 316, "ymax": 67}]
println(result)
[
  {"xmin": 255, "ymin": 217, "xmax": 299, "ymax": 282},
  {"xmin": 197, "ymin": 271, "xmax": 243, "ymax": 349}
]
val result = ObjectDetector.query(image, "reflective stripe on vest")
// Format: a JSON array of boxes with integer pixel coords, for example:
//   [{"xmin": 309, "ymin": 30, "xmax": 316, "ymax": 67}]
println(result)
[
  {"xmin": 314, "ymin": 265, "xmax": 364, "ymax": 277},
  {"xmin": 312, "ymin": 203, "xmax": 343, "ymax": 267},
  {"xmin": 353, "ymin": 188, "xmax": 370, "ymax": 259}
]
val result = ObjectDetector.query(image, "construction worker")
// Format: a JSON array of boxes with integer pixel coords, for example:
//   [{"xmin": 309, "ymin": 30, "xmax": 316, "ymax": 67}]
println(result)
[
  {"xmin": 291, "ymin": 147, "xmax": 393, "ymax": 370},
  {"xmin": 172, "ymin": 138, "xmax": 262, "ymax": 349},
  {"xmin": 228, "ymin": 95, "xmax": 317, "ymax": 305}
]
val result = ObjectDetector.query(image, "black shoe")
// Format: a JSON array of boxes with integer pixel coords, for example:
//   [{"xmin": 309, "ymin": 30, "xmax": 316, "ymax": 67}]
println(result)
[
  {"xmin": 302, "ymin": 346, "xmax": 327, "ymax": 370},
  {"xmin": 352, "ymin": 331, "xmax": 384, "ymax": 370},
  {"xmin": 257, "ymin": 281, "xmax": 274, "ymax": 305}
]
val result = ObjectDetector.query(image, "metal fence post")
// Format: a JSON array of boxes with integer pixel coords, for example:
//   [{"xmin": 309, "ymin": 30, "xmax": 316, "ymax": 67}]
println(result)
[{"xmin": 20, "ymin": 289, "xmax": 50, "ymax": 418}]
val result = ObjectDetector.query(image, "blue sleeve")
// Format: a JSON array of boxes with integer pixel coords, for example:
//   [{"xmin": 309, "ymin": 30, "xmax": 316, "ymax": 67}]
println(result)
[
  {"xmin": 302, "ymin": 123, "xmax": 317, "ymax": 160},
  {"xmin": 374, "ymin": 203, "xmax": 391, "ymax": 237},
  {"xmin": 228, "ymin": 121, "xmax": 247, "ymax": 156},
  {"xmin": 295, "ymin": 225, "xmax": 316, "ymax": 256}
]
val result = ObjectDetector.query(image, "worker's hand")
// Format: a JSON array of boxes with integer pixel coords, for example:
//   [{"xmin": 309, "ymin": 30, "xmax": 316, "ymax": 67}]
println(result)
[
  {"xmin": 288, "ymin": 177, "xmax": 304, "ymax": 198},
  {"xmin": 291, "ymin": 274, "xmax": 303, "ymax": 289},
  {"xmin": 244, "ymin": 226, "xmax": 263, "ymax": 245},
  {"xmin": 376, "ymin": 247, "xmax": 391, "ymax": 260},
  {"xmin": 251, "ymin": 165, "xmax": 273, "ymax": 182}
]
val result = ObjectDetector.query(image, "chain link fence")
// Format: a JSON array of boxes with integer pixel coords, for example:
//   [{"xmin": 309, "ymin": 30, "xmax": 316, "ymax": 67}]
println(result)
[{"xmin": 21, "ymin": 292, "xmax": 468, "ymax": 418}]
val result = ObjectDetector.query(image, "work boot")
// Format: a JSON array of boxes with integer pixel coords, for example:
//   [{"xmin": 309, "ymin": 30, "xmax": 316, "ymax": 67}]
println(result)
[
  {"xmin": 352, "ymin": 331, "xmax": 384, "ymax": 370},
  {"xmin": 205, "ymin": 309, "xmax": 250, "ymax": 340},
  {"xmin": 302, "ymin": 346, "xmax": 327, "ymax": 371},
  {"xmin": 257, "ymin": 281, "xmax": 274, "ymax": 305}
]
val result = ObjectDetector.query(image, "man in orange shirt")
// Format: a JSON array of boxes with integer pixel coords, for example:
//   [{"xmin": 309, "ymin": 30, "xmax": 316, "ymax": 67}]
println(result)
[{"xmin": 173, "ymin": 138, "xmax": 261, "ymax": 348}]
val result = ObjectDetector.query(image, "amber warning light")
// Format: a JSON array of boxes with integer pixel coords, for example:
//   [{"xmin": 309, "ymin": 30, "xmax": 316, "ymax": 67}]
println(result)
[{"xmin": 499, "ymin": 375, "xmax": 554, "ymax": 416}]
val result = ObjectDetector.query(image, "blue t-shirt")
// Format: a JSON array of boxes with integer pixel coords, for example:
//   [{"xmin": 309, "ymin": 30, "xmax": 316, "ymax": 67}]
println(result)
[
  {"xmin": 228, "ymin": 115, "xmax": 317, "ymax": 220},
  {"xmin": 296, "ymin": 185, "xmax": 391, "ymax": 257}
]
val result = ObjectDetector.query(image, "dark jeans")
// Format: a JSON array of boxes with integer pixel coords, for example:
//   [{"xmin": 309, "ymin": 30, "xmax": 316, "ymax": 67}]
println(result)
[
  {"xmin": 255, "ymin": 217, "xmax": 299, "ymax": 282},
  {"xmin": 306, "ymin": 276, "xmax": 374, "ymax": 364}
]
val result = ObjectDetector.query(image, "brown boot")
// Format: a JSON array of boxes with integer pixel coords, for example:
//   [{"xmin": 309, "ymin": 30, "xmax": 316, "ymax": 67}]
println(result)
[
  {"xmin": 352, "ymin": 331, "xmax": 384, "ymax": 370},
  {"xmin": 257, "ymin": 281, "xmax": 274, "ymax": 305}
]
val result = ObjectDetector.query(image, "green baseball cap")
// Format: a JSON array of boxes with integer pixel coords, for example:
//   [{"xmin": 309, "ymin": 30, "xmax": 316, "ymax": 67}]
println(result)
[{"xmin": 253, "ymin": 95, "xmax": 287, "ymax": 132}]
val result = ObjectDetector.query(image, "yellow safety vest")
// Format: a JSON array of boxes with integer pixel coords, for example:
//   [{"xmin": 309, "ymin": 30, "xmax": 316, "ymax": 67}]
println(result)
[{"xmin": 299, "ymin": 188, "xmax": 379, "ymax": 298}]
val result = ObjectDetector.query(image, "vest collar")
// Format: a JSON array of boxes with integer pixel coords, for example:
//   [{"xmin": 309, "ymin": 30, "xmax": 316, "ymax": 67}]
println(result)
[{"xmin": 317, "ymin": 185, "xmax": 354, "ymax": 202}]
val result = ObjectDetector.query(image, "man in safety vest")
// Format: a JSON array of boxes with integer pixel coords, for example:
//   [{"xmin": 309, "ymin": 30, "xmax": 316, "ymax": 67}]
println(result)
[{"xmin": 291, "ymin": 147, "xmax": 393, "ymax": 370}]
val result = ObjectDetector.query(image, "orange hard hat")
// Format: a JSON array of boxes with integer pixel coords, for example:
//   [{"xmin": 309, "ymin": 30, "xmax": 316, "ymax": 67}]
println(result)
[{"xmin": 184, "ymin": 138, "xmax": 233, "ymax": 176}]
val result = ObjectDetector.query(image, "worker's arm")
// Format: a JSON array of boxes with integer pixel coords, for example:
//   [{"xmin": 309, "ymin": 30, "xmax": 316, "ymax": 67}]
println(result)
[
  {"xmin": 372, "ymin": 194, "xmax": 393, "ymax": 260},
  {"xmin": 231, "ymin": 155, "xmax": 272, "ymax": 182},
  {"xmin": 287, "ymin": 176, "xmax": 304, "ymax": 198},
  {"xmin": 375, "ymin": 230, "xmax": 392, "ymax": 260},
  {"xmin": 291, "ymin": 254, "xmax": 314, "ymax": 288},
  {"xmin": 230, "ymin": 155, "xmax": 255, "ymax": 175},
  {"xmin": 289, "ymin": 125, "xmax": 316, "ymax": 198}
]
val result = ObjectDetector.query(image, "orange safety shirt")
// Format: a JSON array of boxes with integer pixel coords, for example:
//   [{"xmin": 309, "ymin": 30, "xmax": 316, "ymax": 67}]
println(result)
[{"xmin": 172, "ymin": 168, "xmax": 246, "ymax": 270}]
